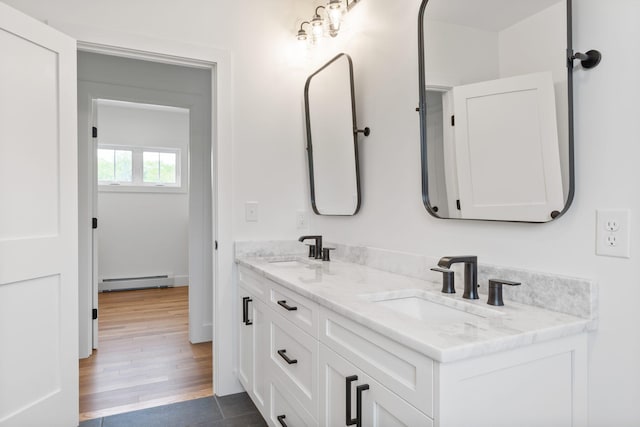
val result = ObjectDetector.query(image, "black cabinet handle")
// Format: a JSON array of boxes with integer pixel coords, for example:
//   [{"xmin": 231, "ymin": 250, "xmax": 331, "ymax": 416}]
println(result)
[
  {"xmin": 277, "ymin": 349, "xmax": 298, "ymax": 365},
  {"xmin": 277, "ymin": 300, "xmax": 298, "ymax": 311},
  {"xmin": 242, "ymin": 296, "xmax": 253, "ymax": 325},
  {"xmin": 346, "ymin": 375, "xmax": 357, "ymax": 426},
  {"xmin": 277, "ymin": 414, "xmax": 288, "ymax": 427},
  {"xmin": 345, "ymin": 375, "xmax": 369, "ymax": 427},
  {"xmin": 355, "ymin": 384, "xmax": 369, "ymax": 427}
]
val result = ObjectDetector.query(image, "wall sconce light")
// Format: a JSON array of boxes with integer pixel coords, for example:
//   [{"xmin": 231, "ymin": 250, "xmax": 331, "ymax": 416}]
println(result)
[
  {"xmin": 311, "ymin": 6, "xmax": 326, "ymax": 39},
  {"xmin": 297, "ymin": 21, "xmax": 310, "ymax": 41},
  {"xmin": 296, "ymin": 0, "xmax": 364, "ymax": 43}
]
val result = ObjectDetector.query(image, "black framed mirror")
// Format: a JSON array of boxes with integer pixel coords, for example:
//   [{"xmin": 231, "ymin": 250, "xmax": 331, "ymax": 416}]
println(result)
[
  {"xmin": 304, "ymin": 53, "xmax": 368, "ymax": 216},
  {"xmin": 418, "ymin": 0, "xmax": 577, "ymax": 222}
]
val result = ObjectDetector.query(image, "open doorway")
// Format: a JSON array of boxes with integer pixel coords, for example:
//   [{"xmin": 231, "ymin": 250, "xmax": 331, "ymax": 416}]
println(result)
[{"xmin": 77, "ymin": 52, "xmax": 214, "ymax": 419}]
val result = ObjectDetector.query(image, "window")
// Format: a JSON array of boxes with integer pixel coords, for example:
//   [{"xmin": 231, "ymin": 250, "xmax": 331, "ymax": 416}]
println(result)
[
  {"xmin": 98, "ymin": 145, "xmax": 183, "ymax": 191},
  {"xmin": 97, "ymin": 148, "xmax": 133, "ymax": 183},
  {"xmin": 143, "ymin": 151, "xmax": 177, "ymax": 184}
]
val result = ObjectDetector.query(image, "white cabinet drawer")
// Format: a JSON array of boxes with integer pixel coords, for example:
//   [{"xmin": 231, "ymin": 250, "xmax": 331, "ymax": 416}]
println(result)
[
  {"xmin": 268, "ymin": 308, "xmax": 319, "ymax": 418},
  {"xmin": 238, "ymin": 266, "xmax": 269, "ymax": 302},
  {"xmin": 269, "ymin": 281, "xmax": 319, "ymax": 338},
  {"xmin": 269, "ymin": 377, "xmax": 318, "ymax": 427},
  {"xmin": 319, "ymin": 308, "xmax": 434, "ymax": 418}
]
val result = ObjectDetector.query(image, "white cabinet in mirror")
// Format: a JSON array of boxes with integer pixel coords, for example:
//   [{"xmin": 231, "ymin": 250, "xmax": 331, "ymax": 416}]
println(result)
[{"xmin": 304, "ymin": 53, "xmax": 368, "ymax": 216}]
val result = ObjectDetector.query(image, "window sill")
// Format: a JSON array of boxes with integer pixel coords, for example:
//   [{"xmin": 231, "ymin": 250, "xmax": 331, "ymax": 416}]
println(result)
[{"xmin": 98, "ymin": 184, "xmax": 187, "ymax": 194}]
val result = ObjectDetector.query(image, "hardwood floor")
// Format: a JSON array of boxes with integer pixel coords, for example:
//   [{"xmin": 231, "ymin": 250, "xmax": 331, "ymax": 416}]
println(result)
[{"xmin": 79, "ymin": 287, "xmax": 213, "ymax": 421}]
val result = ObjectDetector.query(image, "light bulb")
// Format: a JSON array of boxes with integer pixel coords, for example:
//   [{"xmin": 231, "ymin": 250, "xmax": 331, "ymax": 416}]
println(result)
[
  {"xmin": 311, "ymin": 6, "xmax": 325, "ymax": 39},
  {"xmin": 328, "ymin": 1, "xmax": 342, "ymax": 29},
  {"xmin": 311, "ymin": 17, "xmax": 324, "ymax": 38},
  {"xmin": 312, "ymin": 25, "xmax": 324, "ymax": 38}
]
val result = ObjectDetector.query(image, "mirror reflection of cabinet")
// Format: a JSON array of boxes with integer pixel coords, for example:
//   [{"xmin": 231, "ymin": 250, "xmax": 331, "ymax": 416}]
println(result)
[
  {"xmin": 419, "ymin": 0, "xmax": 574, "ymax": 222},
  {"xmin": 304, "ymin": 53, "xmax": 367, "ymax": 216}
]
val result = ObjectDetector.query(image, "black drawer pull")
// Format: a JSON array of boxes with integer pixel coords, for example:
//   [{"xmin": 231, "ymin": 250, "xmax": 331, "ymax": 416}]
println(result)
[
  {"xmin": 242, "ymin": 296, "xmax": 253, "ymax": 326},
  {"xmin": 346, "ymin": 375, "xmax": 369, "ymax": 427},
  {"xmin": 277, "ymin": 300, "xmax": 298, "ymax": 311},
  {"xmin": 277, "ymin": 349, "xmax": 298, "ymax": 365},
  {"xmin": 355, "ymin": 384, "xmax": 369, "ymax": 427},
  {"xmin": 277, "ymin": 414, "xmax": 288, "ymax": 427}
]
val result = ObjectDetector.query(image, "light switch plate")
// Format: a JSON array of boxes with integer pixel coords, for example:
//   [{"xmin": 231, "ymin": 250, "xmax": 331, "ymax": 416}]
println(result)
[
  {"xmin": 245, "ymin": 202, "xmax": 258, "ymax": 222},
  {"xmin": 296, "ymin": 210, "xmax": 308, "ymax": 230},
  {"xmin": 596, "ymin": 209, "xmax": 631, "ymax": 258}
]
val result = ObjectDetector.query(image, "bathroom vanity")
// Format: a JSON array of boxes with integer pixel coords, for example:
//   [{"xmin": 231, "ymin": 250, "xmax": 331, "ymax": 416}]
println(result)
[{"xmin": 235, "ymin": 244, "xmax": 594, "ymax": 427}]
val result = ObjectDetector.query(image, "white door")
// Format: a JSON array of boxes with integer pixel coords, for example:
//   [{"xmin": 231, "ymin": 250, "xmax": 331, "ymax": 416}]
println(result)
[
  {"xmin": 453, "ymin": 71, "xmax": 564, "ymax": 221},
  {"xmin": 0, "ymin": 3, "xmax": 78, "ymax": 427}
]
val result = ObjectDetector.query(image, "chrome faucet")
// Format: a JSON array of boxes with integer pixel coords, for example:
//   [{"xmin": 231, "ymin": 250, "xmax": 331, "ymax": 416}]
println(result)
[
  {"xmin": 437, "ymin": 256, "xmax": 479, "ymax": 299},
  {"xmin": 298, "ymin": 235, "xmax": 323, "ymax": 259}
]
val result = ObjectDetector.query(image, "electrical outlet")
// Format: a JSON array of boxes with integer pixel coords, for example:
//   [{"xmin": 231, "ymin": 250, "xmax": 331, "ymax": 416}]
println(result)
[
  {"xmin": 245, "ymin": 202, "xmax": 258, "ymax": 222},
  {"xmin": 605, "ymin": 219, "xmax": 620, "ymax": 232},
  {"xmin": 296, "ymin": 210, "xmax": 308, "ymax": 230},
  {"xmin": 596, "ymin": 209, "xmax": 630, "ymax": 258}
]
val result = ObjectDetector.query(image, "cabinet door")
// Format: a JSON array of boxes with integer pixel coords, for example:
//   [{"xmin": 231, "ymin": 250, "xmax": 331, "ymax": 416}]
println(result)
[
  {"xmin": 452, "ymin": 72, "xmax": 564, "ymax": 221},
  {"xmin": 319, "ymin": 345, "xmax": 433, "ymax": 427},
  {"xmin": 252, "ymin": 297, "xmax": 270, "ymax": 414},
  {"xmin": 238, "ymin": 284, "xmax": 253, "ymax": 391}
]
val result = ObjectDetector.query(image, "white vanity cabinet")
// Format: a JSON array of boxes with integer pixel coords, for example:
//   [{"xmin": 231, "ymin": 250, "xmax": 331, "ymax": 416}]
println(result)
[
  {"xmin": 238, "ymin": 266, "xmax": 320, "ymax": 426},
  {"xmin": 236, "ymin": 264, "xmax": 588, "ymax": 427}
]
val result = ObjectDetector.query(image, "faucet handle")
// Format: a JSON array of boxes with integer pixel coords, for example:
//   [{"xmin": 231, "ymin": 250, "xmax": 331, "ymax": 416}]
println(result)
[
  {"xmin": 305, "ymin": 244, "xmax": 316, "ymax": 258},
  {"xmin": 487, "ymin": 279, "xmax": 521, "ymax": 306},
  {"xmin": 431, "ymin": 267, "xmax": 455, "ymax": 294},
  {"xmin": 322, "ymin": 247, "xmax": 335, "ymax": 262}
]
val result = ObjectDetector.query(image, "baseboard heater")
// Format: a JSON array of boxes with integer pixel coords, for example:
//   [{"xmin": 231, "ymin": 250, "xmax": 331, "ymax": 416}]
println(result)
[{"xmin": 99, "ymin": 275, "xmax": 174, "ymax": 292}]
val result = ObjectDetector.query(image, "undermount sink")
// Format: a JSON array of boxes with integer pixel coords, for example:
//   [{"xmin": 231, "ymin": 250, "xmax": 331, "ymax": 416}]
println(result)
[
  {"xmin": 363, "ymin": 289, "xmax": 503, "ymax": 323},
  {"xmin": 267, "ymin": 258, "xmax": 318, "ymax": 268},
  {"xmin": 268, "ymin": 260, "xmax": 307, "ymax": 267}
]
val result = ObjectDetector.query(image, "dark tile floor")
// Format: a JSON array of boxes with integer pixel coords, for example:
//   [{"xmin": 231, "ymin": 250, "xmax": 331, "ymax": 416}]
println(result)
[{"xmin": 79, "ymin": 393, "xmax": 267, "ymax": 427}]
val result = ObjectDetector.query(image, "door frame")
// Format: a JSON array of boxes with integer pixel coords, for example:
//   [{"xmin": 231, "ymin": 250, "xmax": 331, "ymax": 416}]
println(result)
[
  {"xmin": 70, "ymin": 27, "xmax": 240, "ymax": 395},
  {"xmin": 86, "ymin": 84, "xmax": 211, "ymax": 348}
]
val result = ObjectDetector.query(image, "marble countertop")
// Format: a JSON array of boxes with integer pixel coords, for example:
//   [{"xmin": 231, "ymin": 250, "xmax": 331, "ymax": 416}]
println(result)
[{"xmin": 236, "ymin": 255, "xmax": 592, "ymax": 363}]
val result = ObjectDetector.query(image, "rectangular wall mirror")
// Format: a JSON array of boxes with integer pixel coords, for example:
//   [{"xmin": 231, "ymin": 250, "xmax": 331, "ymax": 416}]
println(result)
[
  {"xmin": 418, "ymin": 0, "xmax": 574, "ymax": 222},
  {"xmin": 304, "ymin": 53, "xmax": 362, "ymax": 216}
]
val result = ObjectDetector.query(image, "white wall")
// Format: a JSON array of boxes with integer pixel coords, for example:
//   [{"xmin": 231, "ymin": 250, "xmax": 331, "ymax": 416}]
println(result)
[
  {"xmin": 307, "ymin": 1, "xmax": 640, "ymax": 426},
  {"xmin": 425, "ymin": 20, "xmax": 499, "ymax": 87},
  {"xmin": 5, "ymin": 0, "xmax": 640, "ymax": 424},
  {"xmin": 98, "ymin": 193, "xmax": 188, "ymax": 282},
  {"xmin": 96, "ymin": 102, "xmax": 189, "ymax": 284},
  {"xmin": 499, "ymin": 2, "xmax": 570, "ymax": 195}
]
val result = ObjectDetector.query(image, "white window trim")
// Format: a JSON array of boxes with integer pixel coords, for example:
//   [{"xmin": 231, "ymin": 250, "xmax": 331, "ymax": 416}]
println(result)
[{"xmin": 98, "ymin": 144, "xmax": 187, "ymax": 194}]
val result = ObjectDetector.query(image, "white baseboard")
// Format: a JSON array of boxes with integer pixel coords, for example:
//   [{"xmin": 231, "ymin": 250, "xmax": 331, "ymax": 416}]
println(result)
[{"xmin": 174, "ymin": 275, "xmax": 189, "ymax": 287}]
